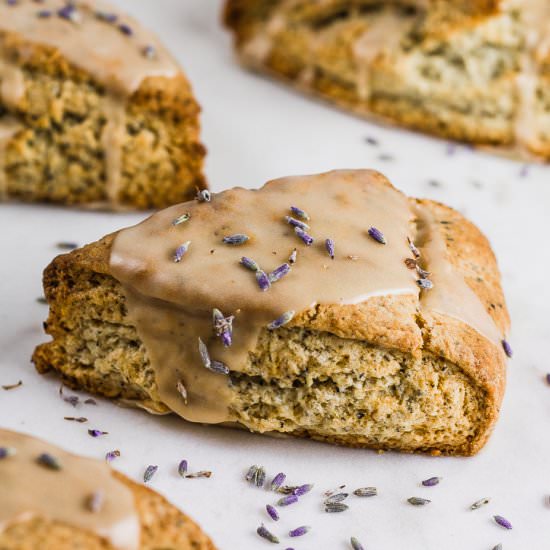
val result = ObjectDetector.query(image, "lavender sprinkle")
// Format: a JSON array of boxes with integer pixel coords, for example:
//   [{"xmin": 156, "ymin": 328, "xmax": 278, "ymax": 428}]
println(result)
[
  {"xmin": 256, "ymin": 270, "xmax": 271, "ymax": 291},
  {"xmin": 492, "ymin": 545, "xmax": 503, "ymax": 550},
  {"xmin": 270, "ymin": 472, "xmax": 286, "ymax": 491},
  {"xmin": 546, "ymin": 373, "xmax": 550, "ymax": 385},
  {"xmin": 178, "ymin": 460, "xmax": 188, "ymax": 477},
  {"xmin": 266, "ymin": 504, "xmax": 279, "ymax": 521},
  {"xmin": 95, "ymin": 11, "xmax": 118, "ymax": 23},
  {"xmin": 2, "ymin": 380, "xmax": 22, "ymax": 390},
  {"xmin": 268, "ymin": 311, "xmax": 295, "ymax": 330},
  {"xmin": 268, "ymin": 263, "xmax": 291, "ymax": 283},
  {"xmin": 223, "ymin": 234, "xmax": 249, "ymax": 246},
  {"xmin": 196, "ymin": 189, "xmax": 211, "ymax": 202},
  {"xmin": 288, "ymin": 249, "xmax": 297, "ymax": 264},
  {"xmin": 278, "ymin": 486, "xmax": 299, "ymax": 495},
  {"xmin": 325, "ymin": 502, "xmax": 348, "ymax": 513},
  {"xmin": 172, "ymin": 212, "xmax": 190, "ymax": 226},
  {"xmin": 185, "ymin": 471, "xmax": 212, "ymax": 479},
  {"xmin": 105, "ymin": 450, "xmax": 120, "ymax": 462},
  {"xmin": 290, "ymin": 206, "xmax": 310, "ymax": 221},
  {"xmin": 353, "ymin": 487, "xmax": 377, "ymax": 497},
  {"xmin": 368, "ymin": 227, "xmax": 386, "ymax": 244},
  {"xmin": 470, "ymin": 497, "xmax": 490, "ymax": 510},
  {"xmin": 325, "ymin": 238, "xmax": 335, "ymax": 259},
  {"xmin": 37, "ymin": 9, "xmax": 52, "ymax": 17},
  {"xmin": 351, "ymin": 537, "xmax": 365, "ymax": 550},
  {"xmin": 254, "ymin": 466, "xmax": 266, "ymax": 487},
  {"xmin": 285, "ymin": 216, "xmax": 310, "ymax": 231},
  {"xmin": 417, "ymin": 278, "xmax": 433, "ymax": 290},
  {"xmin": 325, "ymin": 493, "xmax": 348, "ymax": 504},
  {"xmin": 408, "ymin": 497, "xmax": 431, "ymax": 506},
  {"xmin": 57, "ymin": 4, "xmax": 80, "ymax": 23},
  {"xmin": 245, "ymin": 465, "xmax": 259, "ymax": 482},
  {"xmin": 143, "ymin": 465, "xmax": 158, "ymax": 483},
  {"xmin": 494, "ymin": 515, "xmax": 512, "ymax": 530},
  {"xmin": 88, "ymin": 429, "xmax": 108, "ymax": 438},
  {"xmin": 294, "ymin": 226, "xmax": 314, "ymax": 246},
  {"xmin": 421, "ymin": 476, "xmax": 441, "ymax": 487},
  {"xmin": 502, "ymin": 340, "xmax": 513, "ymax": 358},
  {"xmin": 293, "ymin": 483, "xmax": 313, "ymax": 496},
  {"xmin": 408, "ymin": 237, "xmax": 421, "ymax": 258},
  {"xmin": 174, "ymin": 241, "xmax": 191, "ymax": 263},
  {"xmin": 257, "ymin": 524, "xmax": 279, "ymax": 544},
  {"xmin": 85, "ymin": 491, "xmax": 104, "ymax": 513},
  {"xmin": 240, "ymin": 256, "xmax": 260, "ymax": 272},
  {"xmin": 37, "ymin": 453, "xmax": 61, "ymax": 470},
  {"xmin": 213, "ymin": 308, "xmax": 234, "ymax": 347},
  {"xmin": 277, "ymin": 494, "xmax": 298, "ymax": 507},
  {"xmin": 209, "ymin": 360, "xmax": 230, "ymax": 375},
  {"xmin": 176, "ymin": 380, "xmax": 188, "ymax": 404},
  {"xmin": 118, "ymin": 23, "xmax": 133, "ymax": 35},
  {"xmin": 0, "ymin": 447, "xmax": 16, "ymax": 459},
  {"xmin": 142, "ymin": 45, "xmax": 156, "ymax": 59},
  {"xmin": 64, "ymin": 396, "xmax": 79, "ymax": 407},
  {"xmin": 64, "ymin": 416, "xmax": 87, "ymax": 423},
  {"xmin": 289, "ymin": 526, "xmax": 310, "ymax": 537}
]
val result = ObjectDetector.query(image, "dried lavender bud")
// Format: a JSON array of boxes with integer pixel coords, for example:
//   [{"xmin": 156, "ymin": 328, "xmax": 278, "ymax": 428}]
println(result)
[
  {"xmin": 105, "ymin": 450, "xmax": 120, "ymax": 462},
  {"xmin": 285, "ymin": 216, "xmax": 310, "ymax": 231},
  {"xmin": 57, "ymin": 4, "xmax": 80, "ymax": 23},
  {"xmin": 196, "ymin": 189, "xmax": 211, "ymax": 202},
  {"xmin": 266, "ymin": 504, "xmax": 279, "ymax": 521},
  {"xmin": 240, "ymin": 256, "xmax": 260, "ymax": 272},
  {"xmin": 185, "ymin": 471, "xmax": 212, "ymax": 479},
  {"xmin": 56, "ymin": 242, "xmax": 78, "ymax": 250},
  {"xmin": 502, "ymin": 340, "xmax": 513, "ymax": 358},
  {"xmin": 267, "ymin": 311, "xmax": 295, "ymax": 330},
  {"xmin": 324, "ymin": 485, "xmax": 346, "ymax": 497},
  {"xmin": 88, "ymin": 429, "xmax": 108, "ymax": 438},
  {"xmin": 269, "ymin": 263, "xmax": 291, "ymax": 283},
  {"xmin": 245, "ymin": 465, "xmax": 259, "ymax": 482},
  {"xmin": 546, "ymin": 373, "xmax": 550, "ymax": 385},
  {"xmin": 325, "ymin": 238, "xmax": 335, "ymax": 259},
  {"xmin": 84, "ymin": 398, "xmax": 97, "ymax": 405},
  {"xmin": 222, "ymin": 234, "xmax": 249, "ymax": 246},
  {"xmin": 172, "ymin": 212, "xmax": 190, "ymax": 226},
  {"xmin": 178, "ymin": 460, "xmax": 188, "ymax": 477},
  {"xmin": 325, "ymin": 502, "xmax": 348, "ymax": 513},
  {"xmin": 37, "ymin": 453, "xmax": 61, "ymax": 470},
  {"xmin": 256, "ymin": 270, "xmax": 271, "ymax": 291},
  {"xmin": 493, "ymin": 515, "xmax": 512, "ymax": 530},
  {"xmin": 2, "ymin": 380, "xmax": 22, "ymax": 390},
  {"xmin": 198, "ymin": 337, "xmax": 211, "ymax": 369},
  {"xmin": 294, "ymin": 226, "xmax": 314, "ymax": 246},
  {"xmin": 257, "ymin": 524, "xmax": 279, "ymax": 544},
  {"xmin": 85, "ymin": 491, "xmax": 104, "ymax": 513},
  {"xmin": 95, "ymin": 10, "xmax": 118, "ymax": 23},
  {"xmin": 417, "ymin": 278, "xmax": 433, "ymax": 290},
  {"xmin": 209, "ymin": 360, "xmax": 229, "ymax": 375},
  {"xmin": 64, "ymin": 396, "xmax": 79, "ymax": 407},
  {"xmin": 213, "ymin": 308, "xmax": 234, "ymax": 347},
  {"xmin": 288, "ymin": 249, "xmax": 297, "ymax": 264},
  {"xmin": 174, "ymin": 241, "xmax": 191, "ymax": 263},
  {"xmin": 325, "ymin": 493, "xmax": 348, "ymax": 504},
  {"xmin": 118, "ymin": 23, "xmax": 133, "ymax": 35},
  {"xmin": 290, "ymin": 206, "xmax": 310, "ymax": 221},
  {"xmin": 351, "ymin": 537, "xmax": 365, "ymax": 550},
  {"xmin": 143, "ymin": 465, "xmax": 158, "ymax": 483},
  {"xmin": 492, "ymin": 545, "xmax": 503, "ymax": 550},
  {"xmin": 278, "ymin": 486, "xmax": 299, "ymax": 495},
  {"xmin": 470, "ymin": 497, "xmax": 490, "ymax": 510},
  {"xmin": 64, "ymin": 416, "xmax": 88, "ymax": 423},
  {"xmin": 254, "ymin": 466, "xmax": 266, "ymax": 487},
  {"xmin": 142, "ymin": 45, "xmax": 156, "ymax": 59},
  {"xmin": 0, "ymin": 447, "xmax": 16, "ymax": 459},
  {"xmin": 277, "ymin": 494, "xmax": 298, "ymax": 507},
  {"xmin": 408, "ymin": 497, "xmax": 431, "ymax": 506},
  {"xmin": 408, "ymin": 236, "xmax": 421, "ymax": 258},
  {"xmin": 176, "ymin": 380, "xmax": 188, "ymax": 404},
  {"xmin": 293, "ymin": 484, "xmax": 313, "ymax": 496},
  {"xmin": 289, "ymin": 526, "xmax": 310, "ymax": 537},
  {"xmin": 421, "ymin": 477, "xmax": 441, "ymax": 487},
  {"xmin": 270, "ymin": 472, "xmax": 286, "ymax": 491},
  {"xmin": 353, "ymin": 487, "xmax": 377, "ymax": 497},
  {"xmin": 368, "ymin": 227, "xmax": 386, "ymax": 244}
]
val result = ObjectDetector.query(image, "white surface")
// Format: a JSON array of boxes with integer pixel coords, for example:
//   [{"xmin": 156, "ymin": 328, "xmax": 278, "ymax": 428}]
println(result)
[{"xmin": 1, "ymin": 2, "xmax": 549, "ymax": 548}]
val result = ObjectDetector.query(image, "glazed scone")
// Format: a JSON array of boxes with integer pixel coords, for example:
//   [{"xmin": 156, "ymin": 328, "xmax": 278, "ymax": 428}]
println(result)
[
  {"xmin": 0, "ymin": 429, "xmax": 216, "ymax": 550},
  {"xmin": 224, "ymin": 0, "xmax": 550, "ymax": 159},
  {"xmin": 33, "ymin": 169, "xmax": 510, "ymax": 456},
  {"xmin": 0, "ymin": 0, "xmax": 206, "ymax": 209}
]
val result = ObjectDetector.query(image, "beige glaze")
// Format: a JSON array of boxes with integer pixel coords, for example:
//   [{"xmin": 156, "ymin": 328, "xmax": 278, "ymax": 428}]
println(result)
[
  {"xmin": 0, "ymin": 429, "xmax": 139, "ymax": 549},
  {"xmin": 110, "ymin": 170, "xmax": 503, "ymax": 425},
  {"xmin": 102, "ymin": 95, "xmax": 126, "ymax": 203}
]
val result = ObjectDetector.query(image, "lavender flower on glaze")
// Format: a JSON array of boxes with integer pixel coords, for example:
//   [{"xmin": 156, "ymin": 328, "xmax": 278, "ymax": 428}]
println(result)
[
  {"xmin": 172, "ymin": 212, "xmax": 190, "ymax": 226},
  {"xmin": 85, "ymin": 491, "xmax": 104, "ymax": 513},
  {"xmin": 142, "ymin": 45, "xmax": 156, "ymax": 59},
  {"xmin": 256, "ymin": 270, "xmax": 271, "ymax": 292},
  {"xmin": 118, "ymin": 23, "xmax": 133, "ymax": 35},
  {"xmin": 222, "ymin": 234, "xmax": 249, "ymax": 246},
  {"xmin": 196, "ymin": 189, "xmax": 211, "ymax": 202},
  {"xmin": 266, "ymin": 504, "xmax": 279, "ymax": 521},
  {"xmin": 294, "ymin": 226, "xmax": 314, "ymax": 246},
  {"xmin": 173, "ymin": 241, "xmax": 191, "ymax": 263},
  {"xmin": 288, "ymin": 249, "xmax": 297, "ymax": 264},
  {"xmin": 37, "ymin": 453, "xmax": 61, "ymax": 470},
  {"xmin": 289, "ymin": 526, "xmax": 310, "ymax": 537},
  {"xmin": 325, "ymin": 238, "xmax": 335, "ymax": 259},
  {"xmin": 368, "ymin": 227, "xmax": 386, "ymax": 244},
  {"xmin": 285, "ymin": 216, "xmax": 310, "ymax": 231},
  {"xmin": 212, "ymin": 308, "xmax": 234, "ymax": 347},
  {"xmin": 176, "ymin": 380, "xmax": 188, "ymax": 404},
  {"xmin": 0, "ymin": 447, "xmax": 16, "ymax": 459},
  {"xmin": 268, "ymin": 263, "xmax": 291, "ymax": 283},
  {"xmin": 417, "ymin": 278, "xmax": 433, "ymax": 290},
  {"xmin": 267, "ymin": 311, "xmax": 295, "ymax": 330},
  {"xmin": 240, "ymin": 256, "xmax": 260, "ymax": 272},
  {"xmin": 290, "ymin": 206, "xmax": 310, "ymax": 221}
]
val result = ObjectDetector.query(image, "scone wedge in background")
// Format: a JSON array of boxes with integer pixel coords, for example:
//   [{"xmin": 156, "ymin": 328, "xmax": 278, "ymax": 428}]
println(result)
[
  {"xmin": 33, "ymin": 169, "xmax": 510, "ymax": 457},
  {"xmin": 0, "ymin": 0, "xmax": 206, "ymax": 210},
  {"xmin": 224, "ymin": 0, "xmax": 550, "ymax": 159},
  {"xmin": 0, "ymin": 429, "xmax": 216, "ymax": 550}
]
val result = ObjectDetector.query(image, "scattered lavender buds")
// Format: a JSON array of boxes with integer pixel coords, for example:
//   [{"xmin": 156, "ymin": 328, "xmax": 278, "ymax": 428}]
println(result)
[
  {"xmin": 37, "ymin": 453, "xmax": 61, "ymax": 470},
  {"xmin": 64, "ymin": 416, "xmax": 87, "ymax": 423},
  {"xmin": 172, "ymin": 212, "xmax": 190, "ymax": 226},
  {"xmin": 368, "ymin": 227, "xmax": 386, "ymax": 244},
  {"xmin": 325, "ymin": 502, "xmax": 349, "ymax": 513},
  {"xmin": 174, "ymin": 241, "xmax": 191, "ymax": 263},
  {"xmin": 293, "ymin": 484, "xmax": 313, "ymax": 496},
  {"xmin": 178, "ymin": 460, "xmax": 188, "ymax": 477},
  {"xmin": 289, "ymin": 526, "xmax": 310, "ymax": 537},
  {"xmin": 502, "ymin": 340, "xmax": 513, "ymax": 358},
  {"xmin": 197, "ymin": 338, "xmax": 229, "ymax": 375},
  {"xmin": 288, "ymin": 249, "xmax": 297, "ymax": 264},
  {"xmin": 213, "ymin": 308, "xmax": 234, "ymax": 347},
  {"xmin": 118, "ymin": 22, "xmax": 133, "ymax": 36},
  {"xmin": 325, "ymin": 238, "xmax": 335, "ymax": 259},
  {"xmin": 176, "ymin": 380, "xmax": 188, "ymax": 404},
  {"xmin": 271, "ymin": 472, "xmax": 286, "ymax": 491},
  {"xmin": 290, "ymin": 206, "xmax": 310, "ymax": 221},
  {"xmin": 85, "ymin": 491, "xmax": 104, "ymax": 513},
  {"xmin": 325, "ymin": 493, "xmax": 348, "ymax": 504},
  {"xmin": 105, "ymin": 450, "xmax": 120, "ymax": 462},
  {"xmin": 408, "ymin": 497, "xmax": 431, "ymax": 506},
  {"xmin": 269, "ymin": 263, "xmax": 291, "ymax": 283},
  {"xmin": 240, "ymin": 256, "xmax": 260, "ymax": 272},
  {"xmin": 268, "ymin": 311, "xmax": 295, "ymax": 331},
  {"xmin": 408, "ymin": 237, "xmax": 421, "ymax": 258},
  {"xmin": 143, "ymin": 465, "xmax": 158, "ymax": 483},
  {"xmin": 257, "ymin": 524, "xmax": 279, "ymax": 544},
  {"xmin": 470, "ymin": 497, "xmax": 490, "ymax": 510},
  {"xmin": 0, "ymin": 447, "xmax": 16, "ymax": 459},
  {"xmin": 256, "ymin": 270, "xmax": 271, "ymax": 292},
  {"xmin": 245, "ymin": 465, "xmax": 258, "ymax": 482},
  {"xmin": 278, "ymin": 486, "xmax": 299, "ymax": 495},
  {"xmin": 196, "ymin": 189, "xmax": 211, "ymax": 202},
  {"xmin": 351, "ymin": 537, "xmax": 365, "ymax": 550},
  {"xmin": 294, "ymin": 226, "xmax": 314, "ymax": 246},
  {"xmin": 285, "ymin": 216, "xmax": 310, "ymax": 231},
  {"xmin": 2, "ymin": 380, "xmax": 22, "ymax": 390},
  {"xmin": 277, "ymin": 494, "xmax": 298, "ymax": 507},
  {"xmin": 185, "ymin": 471, "xmax": 212, "ymax": 479},
  {"xmin": 266, "ymin": 504, "xmax": 279, "ymax": 521},
  {"xmin": 417, "ymin": 278, "xmax": 433, "ymax": 290},
  {"xmin": 223, "ymin": 234, "xmax": 249, "ymax": 246},
  {"xmin": 493, "ymin": 515, "xmax": 512, "ymax": 530},
  {"xmin": 353, "ymin": 487, "xmax": 377, "ymax": 497},
  {"xmin": 88, "ymin": 429, "xmax": 108, "ymax": 438},
  {"xmin": 421, "ymin": 477, "xmax": 441, "ymax": 487}
]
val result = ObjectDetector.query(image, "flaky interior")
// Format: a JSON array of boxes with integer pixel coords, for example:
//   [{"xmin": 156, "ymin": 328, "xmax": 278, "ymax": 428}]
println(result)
[{"xmin": 33, "ymin": 253, "xmax": 486, "ymax": 456}]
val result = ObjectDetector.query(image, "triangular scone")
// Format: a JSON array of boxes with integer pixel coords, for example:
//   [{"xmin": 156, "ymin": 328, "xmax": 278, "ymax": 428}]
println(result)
[
  {"xmin": 0, "ymin": 0, "xmax": 206, "ymax": 209},
  {"xmin": 33, "ymin": 170, "xmax": 510, "ymax": 456},
  {"xmin": 225, "ymin": 0, "xmax": 550, "ymax": 159},
  {"xmin": 0, "ymin": 429, "xmax": 216, "ymax": 549}
]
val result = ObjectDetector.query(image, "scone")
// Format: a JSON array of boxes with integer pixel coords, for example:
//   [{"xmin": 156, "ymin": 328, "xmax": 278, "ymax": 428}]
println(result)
[
  {"xmin": 224, "ymin": 0, "xmax": 550, "ymax": 159},
  {"xmin": 0, "ymin": 429, "xmax": 216, "ymax": 549},
  {"xmin": 32, "ymin": 169, "xmax": 510, "ymax": 456},
  {"xmin": 0, "ymin": 0, "xmax": 206, "ymax": 209}
]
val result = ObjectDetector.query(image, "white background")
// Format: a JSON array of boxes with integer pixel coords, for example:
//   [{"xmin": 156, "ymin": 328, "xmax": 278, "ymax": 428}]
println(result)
[{"xmin": 1, "ymin": 1, "xmax": 550, "ymax": 548}]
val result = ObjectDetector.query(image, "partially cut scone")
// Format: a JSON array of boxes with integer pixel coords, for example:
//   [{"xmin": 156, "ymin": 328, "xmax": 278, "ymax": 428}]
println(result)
[
  {"xmin": 0, "ymin": 429, "xmax": 216, "ymax": 549},
  {"xmin": 0, "ymin": 0, "xmax": 206, "ymax": 209},
  {"xmin": 224, "ymin": 0, "xmax": 550, "ymax": 158},
  {"xmin": 33, "ymin": 170, "xmax": 510, "ymax": 456}
]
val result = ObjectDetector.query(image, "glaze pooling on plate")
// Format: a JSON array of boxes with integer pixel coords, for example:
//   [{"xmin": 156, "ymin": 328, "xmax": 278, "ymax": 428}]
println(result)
[{"xmin": 110, "ymin": 170, "xmax": 503, "ymax": 425}]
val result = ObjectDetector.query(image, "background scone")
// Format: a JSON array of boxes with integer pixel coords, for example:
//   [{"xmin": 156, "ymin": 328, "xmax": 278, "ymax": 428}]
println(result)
[
  {"xmin": 0, "ymin": 429, "xmax": 216, "ymax": 550},
  {"xmin": 33, "ymin": 169, "xmax": 510, "ymax": 456},
  {"xmin": 0, "ymin": 0, "xmax": 206, "ymax": 210},
  {"xmin": 224, "ymin": 0, "xmax": 550, "ymax": 159}
]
